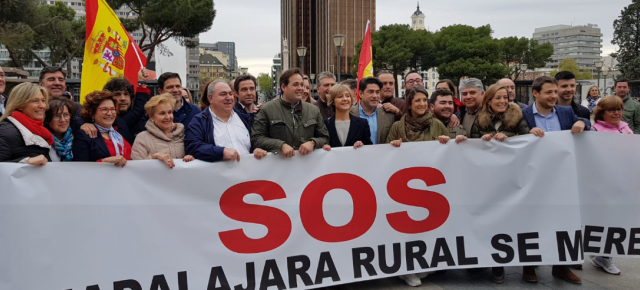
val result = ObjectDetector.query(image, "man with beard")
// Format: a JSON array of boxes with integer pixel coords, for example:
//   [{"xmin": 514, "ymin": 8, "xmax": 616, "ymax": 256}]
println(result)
[
  {"xmin": 520, "ymin": 77, "xmax": 589, "ymax": 285},
  {"xmin": 555, "ymin": 71, "xmax": 590, "ymax": 119},
  {"xmin": 0, "ymin": 66, "xmax": 5, "ymax": 117},
  {"xmin": 252, "ymin": 68, "xmax": 329, "ymax": 157},
  {"xmin": 613, "ymin": 79, "xmax": 640, "ymax": 134},
  {"xmin": 497, "ymin": 78, "xmax": 527, "ymax": 108},
  {"xmin": 378, "ymin": 71, "xmax": 406, "ymax": 120},
  {"xmin": 429, "ymin": 89, "xmax": 467, "ymax": 138}
]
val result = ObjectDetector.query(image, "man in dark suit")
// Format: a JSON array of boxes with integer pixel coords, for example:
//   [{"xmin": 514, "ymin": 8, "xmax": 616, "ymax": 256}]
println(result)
[
  {"xmin": 520, "ymin": 76, "xmax": 589, "ymax": 285},
  {"xmin": 555, "ymin": 71, "xmax": 590, "ymax": 119},
  {"xmin": 349, "ymin": 77, "xmax": 395, "ymax": 144}
]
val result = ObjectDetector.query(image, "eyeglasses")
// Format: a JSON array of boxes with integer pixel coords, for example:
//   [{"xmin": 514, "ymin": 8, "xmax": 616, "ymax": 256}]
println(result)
[
  {"xmin": 605, "ymin": 108, "xmax": 623, "ymax": 113},
  {"xmin": 52, "ymin": 113, "xmax": 71, "ymax": 121},
  {"xmin": 406, "ymin": 78, "xmax": 423, "ymax": 85},
  {"xmin": 97, "ymin": 107, "xmax": 117, "ymax": 114}
]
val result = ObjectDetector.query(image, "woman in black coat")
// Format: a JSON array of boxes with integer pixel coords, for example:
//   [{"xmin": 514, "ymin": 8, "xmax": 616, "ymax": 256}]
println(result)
[
  {"xmin": 322, "ymin": 84, "xmax": 372, "ymax": 150},
  {"xmin": 0, "ymin": 83, "xmax": 52, "ymax": 165}
]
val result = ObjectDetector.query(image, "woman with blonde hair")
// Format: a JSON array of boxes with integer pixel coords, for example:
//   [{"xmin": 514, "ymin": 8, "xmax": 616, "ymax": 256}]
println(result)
[
  {"xmin": 590, "ymin": 95, "xmax": 632, "ymax": 134},
  {"xmin": 0, "ymin": 83, "xmax": 52, "ymax": 165},
  {"xmin": 470, "ymin": 84, "xmax": 530, "ymax": 142},
  {"xmin": 302, "ymin": 75, "xmax": 314, "ymax": 104},
  {"xmin": 181, "ymin": 87, "xmax": 193, "ymax": 103},
  {"xmin": 322, "ymin": 84, "xmax": 372, "ymax": 149},
  {"xmin": 131, "ymin": 94, "xmax": 195, "ymax": 168},
  {"xmin": 581, "ymin": 86, "xmax": 601, "ymax": 115}
]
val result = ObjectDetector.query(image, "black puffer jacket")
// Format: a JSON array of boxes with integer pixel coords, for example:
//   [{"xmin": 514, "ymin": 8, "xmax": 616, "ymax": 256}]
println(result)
[{"xmin": 0, "ymin": 119, "xmax": 51, "ymax": 162}]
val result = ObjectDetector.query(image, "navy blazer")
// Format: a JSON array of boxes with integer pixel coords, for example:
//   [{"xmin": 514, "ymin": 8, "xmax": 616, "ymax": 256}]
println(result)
[
  {"xmin": 72, "ymin": 129, "xmax": 119, "ymax": 162},
  {"xmin": 522, "ymin": 104, "xmax": 591, "ymax": 131},
  {"xmin": 184, "ymin": 107, "xmax": 252, "ymax": 162},
  {"xmin": 324, "ymin": 114, "xmax": 373, "ymax": 147},
  {"xmin": 174, "ymin": 97, "xmax": 201, "ymax": 128}
]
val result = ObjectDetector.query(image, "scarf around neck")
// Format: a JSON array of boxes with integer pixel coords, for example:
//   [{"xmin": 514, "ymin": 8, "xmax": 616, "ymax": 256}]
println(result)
[
  {"xmin": 587, "ymin": 96, "xmax": 600, "ymax": 114},
  {"xmin": 398, "ymin": 112, "xmax": 433, "ymax": 142},
  {"xmin": 94, "ymin": 123, "xmax": 125, "ymax": 156},
  {"xmin": 53, "ymin": 127, "xmax": 74, "ymax": 162},
  {"xmin": 10, "ymin": 111, "xmax": 54, "ymax": 145}
]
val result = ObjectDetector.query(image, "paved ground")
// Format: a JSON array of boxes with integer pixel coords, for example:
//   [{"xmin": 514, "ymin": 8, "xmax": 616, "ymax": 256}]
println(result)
[{"xmin": 335, "ymin": 258, "xmax": 639, "ymax": 290}]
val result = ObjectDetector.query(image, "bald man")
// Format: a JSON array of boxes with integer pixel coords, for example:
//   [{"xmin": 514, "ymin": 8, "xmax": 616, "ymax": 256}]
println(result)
[{"xmin": 497, "ymin": 78, "xmax": 527, "ymax": 109}]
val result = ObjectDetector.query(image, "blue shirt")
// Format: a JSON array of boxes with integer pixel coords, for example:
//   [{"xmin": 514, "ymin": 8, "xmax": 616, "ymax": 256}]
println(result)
[
  {"xmin": 532, "ymin": 103, "xmax": 562, "ymax": 132},
  {"xmin": 358, "ymin": 104, "xmax": 378, "ymax": 144}
]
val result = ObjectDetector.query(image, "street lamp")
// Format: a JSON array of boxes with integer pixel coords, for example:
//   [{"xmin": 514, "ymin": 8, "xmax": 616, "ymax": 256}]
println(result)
[
  {"xmin": 594, "ymin": 60, "xmax": 604, "ymax": 90},
  {"xmin": 241, "ymin": 67, "xmax": 248, "ymax": 74},
  {"xmin": 297, "ymin": 46, "xmax": 307, "ymax": 75},
  {"xmin": 602, "ymin": 67, "xmax": 610, "ymax": 95},
  {"xmin": 333, "ymin": 34, "xmax": 346, "ymax": 82},
  {"xmin": 520, "ymin": 63, "xmax": 528, "ymax": 80}
]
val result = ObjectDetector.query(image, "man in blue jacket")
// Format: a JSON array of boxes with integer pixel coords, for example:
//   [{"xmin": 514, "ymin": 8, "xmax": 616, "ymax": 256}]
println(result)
[
  {"xmin": 520, "ymin": 76, "xmax": 589, "ymax": 285},
  {"xmin": 157, "ymin": 72, "xmax": 200, "ymax": 128},
  {"xmin": 185, "ymin": 80, "xmax": 256, "ymax": 162}
]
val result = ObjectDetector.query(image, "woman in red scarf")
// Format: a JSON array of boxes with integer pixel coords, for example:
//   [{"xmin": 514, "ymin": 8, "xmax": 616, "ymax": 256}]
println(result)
[{"xmin": 0, "ymin": 83, "xmax": 52, "ymax": 165}]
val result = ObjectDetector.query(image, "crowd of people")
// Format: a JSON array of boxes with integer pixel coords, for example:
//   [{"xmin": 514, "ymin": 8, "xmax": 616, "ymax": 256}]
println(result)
[{"xmin": 0, "ymin": 63, "xmax": 637, "ymax": 286}]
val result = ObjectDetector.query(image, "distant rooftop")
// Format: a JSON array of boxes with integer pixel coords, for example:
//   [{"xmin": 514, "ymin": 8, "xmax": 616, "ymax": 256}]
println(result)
[{"xmin": 535, "ymin": 23, "xmax": 600, "ymax": 33}]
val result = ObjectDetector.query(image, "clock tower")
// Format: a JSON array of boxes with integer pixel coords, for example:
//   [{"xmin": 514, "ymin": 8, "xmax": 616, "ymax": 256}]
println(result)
[{"xmin": 411, "ymin": 2, "xmax": 426, "ymax": 31}]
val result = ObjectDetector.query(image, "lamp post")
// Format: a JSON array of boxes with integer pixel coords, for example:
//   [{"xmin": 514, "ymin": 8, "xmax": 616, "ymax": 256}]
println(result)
[
  {"xmin": 520, "ymin": 63, "xmax": 528, "ymax": 80},
  {"xmin": 240, "ymin": 67, "xmax": 248, "ymax": 74},
  {"xmin": 602, "ymin": 67, "xmax": 610, "ymax": 95},
  {"xmin": 297, "ymin": 47, "xmax": 307, "ymax": 75},
  {"xmin": 594, "ymin": 60, "xmax": 604, "ymax": 90},
  {"xmin": 333, "ymin": 34, "xmax": 346, "ymax": 82}
]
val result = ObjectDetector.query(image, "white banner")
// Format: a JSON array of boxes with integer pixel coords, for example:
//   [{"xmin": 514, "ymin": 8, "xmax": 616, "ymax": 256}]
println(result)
[{"xmin": 0, "ymin": 131, "xmax": 639, "ymax": 290}]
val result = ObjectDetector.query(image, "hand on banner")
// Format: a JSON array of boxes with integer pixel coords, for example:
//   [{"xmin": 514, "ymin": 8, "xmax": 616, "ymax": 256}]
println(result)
[
  {"xmin": 494, "ymin": 133, "xmax": 508, "ymax": 142},
  {"xmin": 298, "ymin": 141, "xmax": 315, "ymax": 156},
  {"xmin": 353, "ymin": 141, "xmax": 364, "ymax": 149},
  {"xmin": 27, "ymin": 155, "xmax": 48, "ymax": 166},
  {"xmin": 223, "ymin": 148, "xmax": 241, "ymax": 162},
  {"xmin": 390, "ymin": 138, "xmax": 403, "ymax": 147},
  {"xmin": 449, "ymin": 115, "xmax": 461, "ymax": 127},
  {"xmin": 182, "ymin": 155, "xmax": 195, "ymax": 162},
  {"xmin": 530, "ymin": 128, "xmax": 545, "ymax": 137},
  {"xmin": 322, "ymin": 144, "xmax": 332, "ymax": 151},
  {"xmin": 280, "ymin": 144, "xmax": 295, "ymax": 158},
  {"xmin": 572, "ymin": 120, "xmax": 586, "ymax": 133},
  {"xmin": 253, "ymin": 149, "xmax": 268, "ymax": 160},
  {"xmin": 455, "ymin": 135, "xmax": 467, "ymax": 144},
  {"xmin": 481, "ymin": 134, "xmax": 494, "ymax": 141},
  {"xmin": 138, "ymin": 68, "xmax": 149, "ymax": 82},
  {"xmin": 152, "ymin": 153, "xmax": 175, "ymax": 168},
  {"xmin": 80, "ymin": 123, "xmax": 99, "ymax": 138},
  {"xmin": 382, "ymin": 103, "xmax": 401, "ymax": 116},
  {"xmin": 435, "ymin": 135, "xmax": 450, "ymax": 144},
  {"xmin": 102, "ymin": 156, "xmax": 127, "ymax": 167}
]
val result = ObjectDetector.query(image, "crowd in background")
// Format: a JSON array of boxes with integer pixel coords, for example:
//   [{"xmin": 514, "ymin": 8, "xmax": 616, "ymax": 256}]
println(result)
[{"xmin": 0, "ymin": 63, "xmax": 637, "ymax": 286}]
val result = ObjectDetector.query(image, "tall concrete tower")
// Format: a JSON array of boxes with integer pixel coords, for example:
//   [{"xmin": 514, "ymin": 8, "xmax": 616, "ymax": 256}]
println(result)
[{"xmin": 411, "ymin": 2, "xmax": 425, "ymax": 31}]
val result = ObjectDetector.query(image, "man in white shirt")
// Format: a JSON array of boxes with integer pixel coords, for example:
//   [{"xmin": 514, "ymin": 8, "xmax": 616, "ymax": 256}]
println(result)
[{"xmin": 184, "ymin": 80, "xmax": 253, "ymax": 162}]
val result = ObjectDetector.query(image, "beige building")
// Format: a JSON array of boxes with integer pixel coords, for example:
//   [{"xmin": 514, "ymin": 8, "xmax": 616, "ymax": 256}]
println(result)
[
  {"xmin": 281, "ymin": 0, "xmax": 376, "ymax": 79},
  {"xmin": 533, "ymin": 24, "xmax": 603, "ymax": 70},
  {"xmin": 200, "ymin": 54, "xmax": 230, "ymax": 80}
]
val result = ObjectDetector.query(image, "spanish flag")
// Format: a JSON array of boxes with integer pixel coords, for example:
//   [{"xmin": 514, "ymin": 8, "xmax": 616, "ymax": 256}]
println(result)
[
  {"xmin": 80, "ymin": 0, "xmax": 147, "ymax": 103},
  {"xmin": 356, "ymin": 20, "xmax": 373, "ymax": 103}
]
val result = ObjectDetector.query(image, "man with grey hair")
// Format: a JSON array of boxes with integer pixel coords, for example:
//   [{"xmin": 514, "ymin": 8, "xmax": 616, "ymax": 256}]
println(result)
[
  {"xmin": 185, "ymin": 80, "xmax": 254, "ymax": 162},
  {"xmin": 458, "ymin": 78, "xmax": 485, "ymax": 134},
  {"xmin": 497, "ymin": 78, "xmax": 526, "ymax": 109},
  {"xmin": 314, "ymin": 71, "xmax": 336, "ymax": 119}
]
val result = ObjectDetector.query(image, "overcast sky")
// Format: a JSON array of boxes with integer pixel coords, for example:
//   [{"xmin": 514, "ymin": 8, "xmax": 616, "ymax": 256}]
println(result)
[{"xmin": 200, "ymin": 0, "xmax": 631, "ymax": 76}]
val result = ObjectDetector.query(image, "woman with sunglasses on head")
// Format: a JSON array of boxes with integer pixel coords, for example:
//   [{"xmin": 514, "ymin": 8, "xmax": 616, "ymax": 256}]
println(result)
[{"xmin": 72, "ymin": 91, "xmax": 130, "ymax": 166}]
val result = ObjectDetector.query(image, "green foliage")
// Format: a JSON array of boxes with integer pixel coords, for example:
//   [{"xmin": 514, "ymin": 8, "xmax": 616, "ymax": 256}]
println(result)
[
  {"xmin": 499, "ymin": 36, "xmax": 554, "ymax": 79},
  {"xmin": 433, "ymin": 25, "xmax": 507, "ymax": 85},
  {"xmin": 37, "ymin": 2, "xmax": 86, "ymax": 74},
  {"xmin": 611, "ymin": 0, "xmax": 640, "ymax": 80},
  {"xmin": 257, "ymin": 73, "xmax": 273, "ymax": 94},
  {"xmin": 107, "ymin": 0, "xmax": 216, "ymax": 62},
  {"xmin": 550, "ymin": 58, "xmax": 593, "ymax": 80},
  {"xmin": 0, "ymin": 0, "xmax": 45, "ymax": 69}
]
